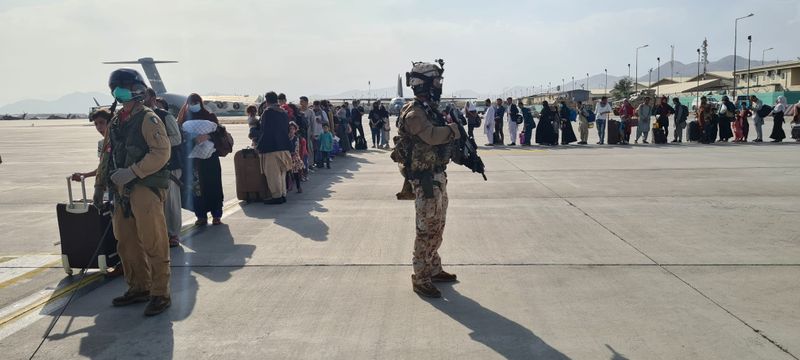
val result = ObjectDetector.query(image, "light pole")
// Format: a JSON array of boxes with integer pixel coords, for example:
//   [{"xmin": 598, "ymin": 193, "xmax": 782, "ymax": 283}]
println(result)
[
  {"xmin": 733, "ymin": 13, "xmax": 755, "ymax": 98},
  {"xmin": 585, "ymin": 73, "xmax": 589, "ymax": 92},
  {"xmin": 656, "ymin": 57, "xmax": 661, "ymax": 96},
  {"xmin": 696, "ymin": 48, "xmax": 701, "ymax": 103},
  {"xmin": 747, "ymin": 35, "xmax": 752, "ymax": 98},
  {"xmin": 561, "ymin": 78, "xmax": 565, "ymax": 94},
  {"xmin": 762, "ymin": 47, "xmax": 774, "ymax": 64},
  {"xmin": 572, "ymin": 76, "xmax": 575, "ymax": 92},
  {"xmin": 604, "ymin": 69, "xmax": 608, "ymax": 97},
  {"xmin": 648, "ymin": 68, "xmax": 653, "ymax": 88},
  {"xmin": 627, "ymin": 64, "xmax": 631, "ymax": 79},
  {"xmin": 635, "ymin": 44, "xmax": 649, "ymax": 93},
  {"xmin": 670, "ymin": 45, "xmax": 675, "ymax": 81}
]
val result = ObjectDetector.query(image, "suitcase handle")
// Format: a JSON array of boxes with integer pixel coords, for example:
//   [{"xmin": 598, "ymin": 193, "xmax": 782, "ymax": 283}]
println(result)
[{"xmin": 66, "ymin": 175, "xmax": 89, "ymax": 214}]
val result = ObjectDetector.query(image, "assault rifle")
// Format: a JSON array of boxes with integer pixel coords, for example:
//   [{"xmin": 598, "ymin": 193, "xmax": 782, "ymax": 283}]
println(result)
[{"xmin": 450, "ymin": 121, "xmax": 487, "ymax": 181}]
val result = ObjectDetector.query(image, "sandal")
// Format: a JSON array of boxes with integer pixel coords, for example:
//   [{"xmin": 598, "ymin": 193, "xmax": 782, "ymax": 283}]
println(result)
[
  {"xmin": 194, "ymin": 218, "xmax": 208, "ymax": 226},
  {"xmin": 168, "ymin": 236, "xmax": 180, "ymax": 248},
  {"xmin": 212, "ymin": 218, "xmax": 222, "ymax": 225}
]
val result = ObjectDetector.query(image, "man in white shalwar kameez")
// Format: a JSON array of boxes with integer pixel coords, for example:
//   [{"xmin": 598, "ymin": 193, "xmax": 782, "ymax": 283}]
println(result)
[{"xmin": 483, "ymin": 99, "xmax": 496, "ymax": 146}]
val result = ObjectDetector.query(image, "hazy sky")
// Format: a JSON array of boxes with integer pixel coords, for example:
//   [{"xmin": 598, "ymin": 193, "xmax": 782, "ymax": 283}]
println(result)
[{"xmin": 1, "ymin": 0, "xmax": 799, "ymax": 105}]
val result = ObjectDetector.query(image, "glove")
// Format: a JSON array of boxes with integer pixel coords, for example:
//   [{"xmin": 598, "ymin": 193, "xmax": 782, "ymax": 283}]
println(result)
[
  {"xmin": 110, "ymin": 167, "xmax": 137, "ymax": 187},
  {"xmin": 92, "ymin": 187, "xmax": 105, "ymax": 213}
]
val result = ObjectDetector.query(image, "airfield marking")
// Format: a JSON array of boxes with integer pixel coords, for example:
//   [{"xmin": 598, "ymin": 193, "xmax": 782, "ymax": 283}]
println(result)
[
  {"xmin": 0, "ymin": 199, "xmax": 244, "ymax": 339},
  {"xmin": 0, "ymin": 255, "xmax": 61, "ymax": 290}
]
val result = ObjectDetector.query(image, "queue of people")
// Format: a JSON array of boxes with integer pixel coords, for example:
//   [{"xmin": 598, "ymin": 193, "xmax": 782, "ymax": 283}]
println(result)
[
  {"xmin": 72, "ymin": 67, "xmax": 390, "ymax": 316},
  {"xmin": 476, "ymin": 95, "xmax": 800, "ymax": 147}
]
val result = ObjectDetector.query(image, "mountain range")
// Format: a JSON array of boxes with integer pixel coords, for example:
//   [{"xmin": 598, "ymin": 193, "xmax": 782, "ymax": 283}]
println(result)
[
  {"xmin": 2, "ymin": 55, "xmax": 791, "ymax": 114},
  {"xmin": 0, "ymin": 92, "xmax": 113, "ymax": 115}
]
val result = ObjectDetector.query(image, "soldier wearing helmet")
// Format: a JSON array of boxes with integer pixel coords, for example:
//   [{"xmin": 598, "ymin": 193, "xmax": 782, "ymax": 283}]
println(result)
[
  {"xmin": 392, "ymin": 60, "xmax": 461, "ymax": 298},
  {"xmin": 96, "ymin": 68, "xmax": 172, "ymax": 315}
]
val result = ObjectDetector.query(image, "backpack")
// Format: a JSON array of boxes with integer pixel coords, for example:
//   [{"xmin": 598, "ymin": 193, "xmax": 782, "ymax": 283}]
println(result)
[
  {"xmin": 756, "ymin": 104, "xmax": 772, "ymax": 118},
  {"xmin": 680, "ymin": 105, "xmax": 689, "ymax": 122},
  {"xmin": 355, "ymin": 135, "xmax": 367, "ymax": 150},
  {"xmin": 211, "ymin": 125, "xmax": 234, "ymax": 157},
  {"xmin": 586, "ymin": 110, "xmax": 596, "ymax": 123}
]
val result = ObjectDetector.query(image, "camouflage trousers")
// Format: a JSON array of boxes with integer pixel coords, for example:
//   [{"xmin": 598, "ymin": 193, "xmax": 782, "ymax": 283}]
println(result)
[{"xmin": 411, "ymin": 172, "xmax": 448, "ymax": 285}]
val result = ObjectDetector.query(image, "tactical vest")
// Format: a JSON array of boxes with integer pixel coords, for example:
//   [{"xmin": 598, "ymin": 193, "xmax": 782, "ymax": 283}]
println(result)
[
  {"xmin": 393, "ymin": 101, "xmax": 451, "ymax": 176},
  {"xmin": 109, "ymin": 107, "xmax": 170, "ymax": 190}
]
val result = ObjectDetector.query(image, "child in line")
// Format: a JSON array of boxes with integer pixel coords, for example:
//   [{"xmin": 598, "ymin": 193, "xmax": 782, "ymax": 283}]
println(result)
[
  {"xmin": 318, "ymin": 124, "xmax": 333, "ymax": 169},
  {"xmin": 246, "ymin": 105, "xmax": 259, "ymax": 148},
  {"xmin": 733, "ymin": 102, "xmax": 750, "ymax": 142},
  {"xmin": 288, "ymin": 122, "xmax": 304, "ymax": 193}
]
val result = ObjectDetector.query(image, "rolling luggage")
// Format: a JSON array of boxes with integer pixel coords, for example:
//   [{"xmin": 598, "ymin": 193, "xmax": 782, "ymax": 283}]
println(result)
[
  {"xmin": 792, "ymin": 124, "xmax": 800, "ymax": 140},
  {"xmin": 688, "ymin": 121, "xmax": 702, "ymax": 141},
  {"xmin": 56, "ymin": 176, "xmax": 119, "ymax": 275},
  {"xmin": 653, "ymin": 127, "xmax": 668, "ymax": 144},
  {"xmin": 607, "ymin": 119, "xmax": 621, "ymax": 144},
  {"xmin": 234, "ymin": 148, "xmax": 268, "ymax": 202}
]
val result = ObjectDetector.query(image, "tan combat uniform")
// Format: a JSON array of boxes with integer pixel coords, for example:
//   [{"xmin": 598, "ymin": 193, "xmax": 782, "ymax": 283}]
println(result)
[
  {"xmin": 96, "ymin": 104, "xmax": 172, "ymax": 297},
  {"xmin": 398, "ymin": 101, "xmax": 460, "ymax": 286}
]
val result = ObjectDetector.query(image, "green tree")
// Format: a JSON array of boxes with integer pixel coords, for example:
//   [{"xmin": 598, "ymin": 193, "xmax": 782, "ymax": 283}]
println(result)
[{"xmin": 611, "ymin": 78, "xmax": 634, "ymax": 100}]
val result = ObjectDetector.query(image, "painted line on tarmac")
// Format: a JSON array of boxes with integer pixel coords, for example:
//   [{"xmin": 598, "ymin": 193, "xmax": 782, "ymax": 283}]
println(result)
[
  {"xmin": 0, "ymin": 198, "xmax": 245, "ymax": 340},
  {"xmin": 0, "ymin": 273, "xmax": 103, "ymax": 342},
  {"xmin": 0, "ymin": 255, "xmax": 61, "ymax": 290}
]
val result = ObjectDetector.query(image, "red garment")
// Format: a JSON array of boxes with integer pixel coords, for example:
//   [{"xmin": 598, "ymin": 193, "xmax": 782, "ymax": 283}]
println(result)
[
  {"xmin": 299, "ymin": 137, "xmax": 308, "ymax": 158},
  {"xmin": 620, "ymin": 103, "xmax": 635, "ymax": 118},
  {"xmin": 281, "ymin": 104, "xmax": 295, "ymax": 119}
]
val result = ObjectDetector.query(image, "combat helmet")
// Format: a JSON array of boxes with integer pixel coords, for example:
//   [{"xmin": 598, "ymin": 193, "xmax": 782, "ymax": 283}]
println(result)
[{"xmin": 406, "ymin": 59, "xmax": 445, "ymax": 103}]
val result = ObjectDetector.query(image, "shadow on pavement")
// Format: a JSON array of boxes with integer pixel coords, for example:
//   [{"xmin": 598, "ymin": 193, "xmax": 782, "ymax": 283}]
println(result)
[
  {"xmin": 240, "ymin": 153, "xmax": 370, "ymax": 242},
  {"xmin": 36, "ymin": 277, "xmax": 175, "ymax": 359},
  {"xmin": 431, "ymin": 284, "xmax": 570, "ymax": 360},
  {"xmin": 606, "ymin": 344, "xmax": 631, "ymax": 360}
]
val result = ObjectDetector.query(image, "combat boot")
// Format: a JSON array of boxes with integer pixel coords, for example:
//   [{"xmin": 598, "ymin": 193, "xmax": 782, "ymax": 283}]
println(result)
[
  {"xmin": 412, "ymin": 275, "xmax": 441, "ymax": 298},
  {"xmin": 112, "ymin": 289, "xmax": 150, "ymax": 307},
  {"xmin": 431, "ymin": 271, "xmax": 457, "ymax": 283},
  {"xmin": 144, "ymin": 296, "xmax": 171, "ymax": 316}
]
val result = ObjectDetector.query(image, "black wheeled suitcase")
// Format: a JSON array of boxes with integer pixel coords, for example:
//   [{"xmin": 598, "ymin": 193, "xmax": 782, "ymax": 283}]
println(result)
[
  {"xmin": 688, "ymin": 121, "xmax": 702, "ymax": 141},
  {"xmin": 355, "ymin": 135, "xmax": 368, "ymax": 150},
  {"xmin": 607, "ymin": 119, "xmax": 621, "ymax": 144},
  {"xmin": 653, "ymin": 127, "xmax": 668, "ymax": 144},
  {"xmin": 56, "ymin": 176, "xmax": 119, "ymax": 275}
]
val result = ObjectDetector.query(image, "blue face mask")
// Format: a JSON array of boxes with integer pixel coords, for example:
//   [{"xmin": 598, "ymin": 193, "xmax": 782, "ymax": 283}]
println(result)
[
  {"xmin": 188, "ymin": 103, "xmax": 202, "ymax": 113},
  {"xmin": 112, "ymin": 87, "xmax": 133, "ymax": 103}
]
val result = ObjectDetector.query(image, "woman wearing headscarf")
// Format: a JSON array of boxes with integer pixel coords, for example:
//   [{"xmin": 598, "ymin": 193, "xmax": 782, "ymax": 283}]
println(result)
[
  {"xmin": 558, "ymin": 101, "xmax": 577, "ymax": 145},
  {"xmin": 177, "ymin": 93, "xmax": 224, "ymax": 226},
  {"xmin": 535, "ymin": 101, "xmax": 557, "ymax": 146},
  {"xmin": 697, "ymin": 96, "xmax": 716, "ymax": 144},
  {"xmin": 769, "ymin": 96, "xmax": 787, "ymax": 142},
  {"xmin": 717, "ymin": 96, "xmax": 735, "ymax": 142}
]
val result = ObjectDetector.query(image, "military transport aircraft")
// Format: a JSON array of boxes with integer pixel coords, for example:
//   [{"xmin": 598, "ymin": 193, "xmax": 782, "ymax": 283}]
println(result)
[{"xmin": 102, "ymin": 57, "xmax": 260, "ymax": 116}]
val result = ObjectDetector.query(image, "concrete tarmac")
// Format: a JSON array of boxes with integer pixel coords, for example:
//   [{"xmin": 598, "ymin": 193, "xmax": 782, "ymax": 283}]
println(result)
[{"xmin": 0, "ymin": 118, "xmax": 798, "ymax": 359}]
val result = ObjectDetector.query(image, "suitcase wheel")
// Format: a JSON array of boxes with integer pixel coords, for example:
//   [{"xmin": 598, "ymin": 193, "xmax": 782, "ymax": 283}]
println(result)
[
  {"xmin": 98, "ymin": 255, "xmax": 108, "ymax": 274},
  {"xmin": 61, "ymin": 254, "xmax": 73, "ymax": 276}
]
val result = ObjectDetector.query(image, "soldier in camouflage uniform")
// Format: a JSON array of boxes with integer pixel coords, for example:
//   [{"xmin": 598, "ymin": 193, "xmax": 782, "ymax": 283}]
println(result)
[
  {"xmin": 392, "ymin": 60, "xmax": 461, "ymax": 298},
  {"xmin": 96, "ymin": 69, "xmax": 172, "ymax": 316}
]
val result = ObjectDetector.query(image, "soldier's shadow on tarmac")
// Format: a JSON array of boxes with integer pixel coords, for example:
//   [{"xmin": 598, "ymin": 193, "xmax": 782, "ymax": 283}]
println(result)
[
  {"xmin": 39, "ymin": 277, "xmax": 177, "ymax": 359},
  {"xmin": 240, "ymin": 154, "xmax": 369, "ymax": 242},
  {"xmin": 37, "ymin": 224, "xmax": 246, "ymax": 359},
  {"xmin": 431, "ymin": 284, "xmax": 571, "ymax": 360}
]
